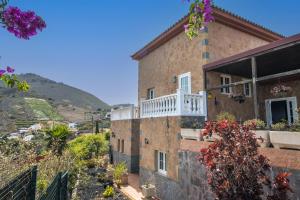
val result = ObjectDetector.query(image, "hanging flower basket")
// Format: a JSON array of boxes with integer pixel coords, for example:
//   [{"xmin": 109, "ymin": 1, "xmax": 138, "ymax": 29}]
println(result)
[{"xmin": 270, "ymin": 84, "xmax": 292, "ymax": 97}]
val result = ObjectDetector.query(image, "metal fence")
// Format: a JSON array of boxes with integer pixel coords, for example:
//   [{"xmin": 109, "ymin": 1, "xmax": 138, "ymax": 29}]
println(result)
[
  {"xmin": 39, "ymin": 172, "xmax": 68, "ymax": 200},
  {"xmin": 0, "ymin": 166, "xmax": 37, "ymax": 200},
  {"xmin": 0, "ymin": 167, "xmax": 68, "ymax": 200}
]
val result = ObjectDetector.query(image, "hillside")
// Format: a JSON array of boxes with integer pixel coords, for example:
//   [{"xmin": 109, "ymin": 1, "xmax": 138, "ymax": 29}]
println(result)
[{"xmin": 0, "ymin": 73, "xmax": 110, "ymax": 133}]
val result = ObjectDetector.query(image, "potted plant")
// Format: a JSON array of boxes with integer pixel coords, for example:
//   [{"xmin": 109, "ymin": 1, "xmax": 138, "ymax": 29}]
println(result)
[
  {"xmin": 141, "ymin": 182, "xmax": 156, "ymax": 198},
  {"xmin": 180, "ymin": 117, "xmax": 205, "ymax": 141},
  {"xmin": 270, "ymin": 122, "xmax": 300, "ymax": 150},
  {"xmin": 243, "ymin": 119, "xmax": 270, "ymax": 147}
]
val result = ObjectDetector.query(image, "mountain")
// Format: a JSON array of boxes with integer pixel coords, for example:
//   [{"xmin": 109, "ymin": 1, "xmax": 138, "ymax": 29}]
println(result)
[{"xmin": 0, "ymin": 73, "xmax": 110, "ymax": 133}]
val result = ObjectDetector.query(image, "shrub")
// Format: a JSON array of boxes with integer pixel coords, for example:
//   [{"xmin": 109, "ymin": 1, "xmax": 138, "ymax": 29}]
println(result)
[
  {"xmin": 201, "ymin": 120, "xmax": 292, "ymax": 199},
  {"xmin": 104, "ymin": 130, "xmax": 111, "ymax": 141},
  {"xmin": 216, "ymin": 112, "xmax": 236, "ymax": 123},
  {"xmin": 46, "ymin": 124, "xmax": 71, "ymax": 156},
  {"xmin": 289, "ymin": 122, "xmax": 300, "ymax": 132},
  {"xmin": 271, "ymin": 122, "xmax": 286, "ymax": 131},
  {"xmin": 68, "ymin": 134, "xmax": 108, "ymax": 160},
  {"xmin": 243, "ymin": 119, "xmax": 266, "ymax": 130},
  {"xmin": 113, "ymin": 162, "xmax": 127, "ymax": 185},
  {"xmin": 103, "ymin": 186, "xmax": 115, "ymax": 198}
]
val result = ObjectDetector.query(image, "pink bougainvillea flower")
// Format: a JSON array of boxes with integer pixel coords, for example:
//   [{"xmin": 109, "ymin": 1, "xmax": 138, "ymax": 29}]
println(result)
[
  {"xmin": 2, "ymin": 6, "xmax": 46, "ymax": 39},
  {"xmin": 0, "ymin": 70, "xmax": 6, "ymax": 77},
  {"xmin": 6, "ymin": 66, "xmax": 14, "ymax": 73}
]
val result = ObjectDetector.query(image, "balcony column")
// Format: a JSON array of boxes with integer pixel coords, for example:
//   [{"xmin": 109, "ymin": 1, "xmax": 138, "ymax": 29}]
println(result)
[
  {"xmin": 251, "ymin": 57, "xmax": 259, "ymax": 119},
  {"xmin": 177, "ymin": 89, "xmax": 185, "ymax": 116}
]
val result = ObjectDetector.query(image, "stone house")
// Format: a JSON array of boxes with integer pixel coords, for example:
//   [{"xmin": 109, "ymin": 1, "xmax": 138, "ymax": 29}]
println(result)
[{"xmin": 109, "ymin": 6, "xmax": 300, "ymax": 200}]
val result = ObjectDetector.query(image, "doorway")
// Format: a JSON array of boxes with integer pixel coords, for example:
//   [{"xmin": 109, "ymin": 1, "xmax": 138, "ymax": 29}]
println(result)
[{"xmin": 265, "ymin": 97, "xmax": 298, "ymax": 126}]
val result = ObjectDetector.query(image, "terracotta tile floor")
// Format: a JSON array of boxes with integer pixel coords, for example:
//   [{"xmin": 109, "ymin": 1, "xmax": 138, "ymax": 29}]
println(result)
[{"xmin": 120, "ymin": 173, "xmax": 144, "ymax": 200}]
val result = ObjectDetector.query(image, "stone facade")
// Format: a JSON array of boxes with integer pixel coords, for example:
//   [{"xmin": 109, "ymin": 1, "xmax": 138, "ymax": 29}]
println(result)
[
  {"xmin": 140, "ymin": 117, "xmax": 182, "ymax": 180},
  {"xmin": 110, "ymin": 119, "xmax": 140, "ymax": 172}
]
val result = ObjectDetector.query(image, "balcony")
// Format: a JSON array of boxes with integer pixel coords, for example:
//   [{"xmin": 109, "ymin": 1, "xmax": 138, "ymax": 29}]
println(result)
[
  {"xmin": 111, "ymin": 105, "xmax": 139, "ymax": 121},
  {"xmin": 140, "ymin": 89, "xmax": 207, "ymax": 118}
]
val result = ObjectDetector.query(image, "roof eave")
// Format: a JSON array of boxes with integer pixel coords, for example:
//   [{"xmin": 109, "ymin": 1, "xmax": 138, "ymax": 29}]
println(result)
[{"xmin": 131, "ymin": 7, "xmax": 284, "ymax": 61}]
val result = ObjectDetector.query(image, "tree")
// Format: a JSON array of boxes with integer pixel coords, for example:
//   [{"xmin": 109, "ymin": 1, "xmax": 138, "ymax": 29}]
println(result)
[
  {"xmin": 95, "ymin": 120, "xmax": 100, "ymax": 134},
  {"xmin": 0, "ymin": 0, "xmax": 46, "ymax": 91},
  {"xmin": 46, "ymin": 125, "xmax": 71, "ymax": 156},
  {"xmin": 200, "ymin": 120, "xmax": 293, "ymax": 200}
]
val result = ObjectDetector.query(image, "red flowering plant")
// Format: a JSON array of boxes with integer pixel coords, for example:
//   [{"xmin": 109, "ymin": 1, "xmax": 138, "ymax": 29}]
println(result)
[
  {"xmin": 200, "ymin": 120, "xmax": 293, "ymax": 200},
  {"xmin": 183, "ymin": 0, "xmax": 214, "ymax": 39}
]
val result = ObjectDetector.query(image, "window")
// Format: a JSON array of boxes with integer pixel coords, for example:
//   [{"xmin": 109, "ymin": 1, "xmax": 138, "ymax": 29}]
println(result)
[
  {"xmin": 220, "ymin": 75, "xmax": 231, "ymax": 94},
  {"xmin": 147, "ymin": 88, "xmax": 155, "ymax": 99},
  {"xmin": 243, "ymin": 82, "xmax": 252, "ymax": 97},
  {"xmin": 121, "ymin": 139, "xmax": 124, "ymax": 153},
  {"xmin": 178, "ymin": 72, "xmax": 191, "ymax": 94},
  {"xmin": 157, "ymin": 151, "xmax": 167, "ymax": 175},
  {"xmin": 117, "ymin": 139, "xmax": 120, "ymax": 152}
]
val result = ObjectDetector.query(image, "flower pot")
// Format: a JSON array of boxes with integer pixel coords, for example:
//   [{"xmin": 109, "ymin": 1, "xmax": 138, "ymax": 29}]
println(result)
[
  {"xmin": 121, "ymin": 173, "xmax": 128, "ymax": 185},
  {"xmin": 181, "ymin": 129, "xmax": 203, "ymax": 141},
  {"xmin": 270, "ymin": 131, "xmax": 300, "ymax": 150},
  {"xmin": 254, "ymin": 130, "xmax": 270, "ymax": 148},
  {"xmin": 141, "ymin": 184, "xmax": 155, "ymax": 198}
]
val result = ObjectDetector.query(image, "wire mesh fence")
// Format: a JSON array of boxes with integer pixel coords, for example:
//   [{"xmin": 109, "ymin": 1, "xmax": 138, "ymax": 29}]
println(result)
[
  {"xmin": 0, "ymin": 166, "xmax": 37, "ymax": 200},
  {"xmin": 0, "ymin": 166, "xmax": 68, "ymax": 200}
]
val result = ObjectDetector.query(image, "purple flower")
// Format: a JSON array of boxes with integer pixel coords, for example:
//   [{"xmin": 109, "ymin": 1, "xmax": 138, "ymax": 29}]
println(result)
[
  {"xmin": 6, "ymin": 66, "xmax": 14, "ymax": 73},
  {"xmin": 0, "ymin": 70, "xmax": 6, "ymax": 77},
  {"xmin": 2, "ymin": 7, "xmax": 46, "ymax": 40}
]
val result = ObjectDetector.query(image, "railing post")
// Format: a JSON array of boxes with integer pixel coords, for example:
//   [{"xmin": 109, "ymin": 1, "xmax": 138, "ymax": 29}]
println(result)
[
  {"xmin": 177, "ymin": 89, "xmax": 184, "ymax": 115},
  {"xmin": 199, "ymin": 91, "xmax": 207, "ymax": 120}
]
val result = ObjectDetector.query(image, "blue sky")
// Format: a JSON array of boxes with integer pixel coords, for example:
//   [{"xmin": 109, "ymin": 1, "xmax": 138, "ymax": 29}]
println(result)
[{"xmin": 0, "ymin": 1, "xmax": 299, "ymax": 106}]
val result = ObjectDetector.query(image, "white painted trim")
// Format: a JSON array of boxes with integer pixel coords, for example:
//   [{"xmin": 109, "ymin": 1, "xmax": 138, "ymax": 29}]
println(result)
[
  {"xmin": 220, "ymin": 74, "xmax": 232, "ymax": 95},
  {"xmin": 178, "ymin": 72, "xmax": 192, "ymax": 94},
  {"xmin": 265, "ymin": 96, "xmax": 298, "ymax": 126},
  {"xmin": 157, "ymin": 151, "xmax": 167, "ymax": 176},
  {"xmin": 242, "ymin": 78, "xmax": 252, "ymax": 97}
]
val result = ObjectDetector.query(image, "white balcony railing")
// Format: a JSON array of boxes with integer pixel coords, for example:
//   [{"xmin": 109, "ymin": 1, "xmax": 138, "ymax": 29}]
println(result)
[
  {"xmin": 111, "ymin": 105, "xmax": 139, "ymax": 121},
  {"xmin": 140, "ymin": 89, "xmax": 207, "ymax": 118}
]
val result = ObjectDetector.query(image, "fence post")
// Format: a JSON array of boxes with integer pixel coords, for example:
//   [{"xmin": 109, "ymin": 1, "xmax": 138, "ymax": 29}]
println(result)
[
  {"xmin": 28, "ymin": 166, "xmax": 38, "ymax": 200},
  {"xmin": 56, "ymin": 172, "xmax": 62, "ymax": 200}
]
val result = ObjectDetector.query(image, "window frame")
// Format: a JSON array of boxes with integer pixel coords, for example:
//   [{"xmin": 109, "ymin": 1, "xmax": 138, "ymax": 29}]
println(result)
[
  {"xmin": 117, "ymin": 139, "xmax": 120, "ymax": 152},
  {"xmin": 121, "ymin": 139, "xmax": 124, "ymax": 153},
  {"xmin": 147, "ymin": 88, "xmax": 155, "ymax": 100},
  {"xmin": 220, "ymin": 74, "xmax": 232, "ymax": 95},
  {"xmin": 243, "ymin": 79, "xmax": 252, "ymax": 97},
  {"xmin": 157, "ymin": 151, "xmax": 167, "ymax": 176},
  {"xmin": 178, "ymin": 72, "xmax": 192, "ymax": 94}
]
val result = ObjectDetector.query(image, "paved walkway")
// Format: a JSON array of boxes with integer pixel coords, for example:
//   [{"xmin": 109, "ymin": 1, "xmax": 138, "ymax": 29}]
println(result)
[{"xmin": 120, "ymin": 173, "xmax": 144, "ymax": 200}]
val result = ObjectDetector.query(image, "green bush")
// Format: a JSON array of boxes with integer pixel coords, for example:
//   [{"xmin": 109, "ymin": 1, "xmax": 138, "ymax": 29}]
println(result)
[
  {"xmin": 243, "ymin": 119, "xmax": 266, "ymax": 130},
  {"xmin": 68, "ymin": 134, "xmax": 108, "ymax": 160},
  {"xmin": 104, "ymin": 130, "xmax": 111, "ymax": 141},
  {"xmin": 103, "ymin": 186, "xmax": 115, "ymax": 198},
  {"xmin": 271, "ymin": 122, "xmax": 286, "ymax": 131},
  {"xmin": 216, "ymin": 112, "xmax": 236, "ymax": 123},
  {"xmin": 113, "ymin": 162, "xmax": 127, "ymax": 184}
]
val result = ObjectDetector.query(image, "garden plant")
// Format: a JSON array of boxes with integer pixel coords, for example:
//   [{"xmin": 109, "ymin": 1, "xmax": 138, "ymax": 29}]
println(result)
[{"xmin": 201, "ymin": 120, "xmax": 293, "ymax": 199}]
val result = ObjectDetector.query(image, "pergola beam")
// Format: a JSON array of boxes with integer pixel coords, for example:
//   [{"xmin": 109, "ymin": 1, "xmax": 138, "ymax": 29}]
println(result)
[{"xmin": 206, "ymin": 67, "xmax": 300, "ymax": 91}]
